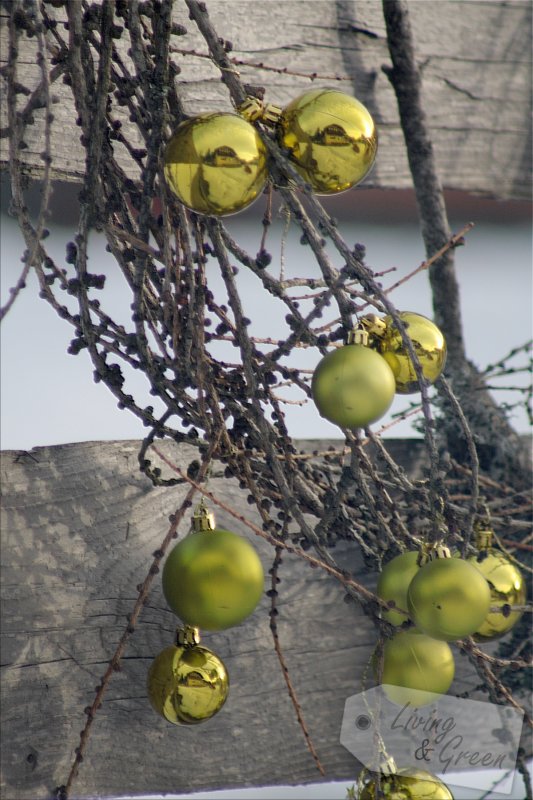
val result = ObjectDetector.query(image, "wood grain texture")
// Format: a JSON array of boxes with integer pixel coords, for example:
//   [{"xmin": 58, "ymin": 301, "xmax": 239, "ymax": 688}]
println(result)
[
  {"xmin": 1, "ymin": 439, "xmax": 525, "ymax": 800},
  {"xmin": 0, "ymin": 1, "xmax": 531, "ymax": 199}
]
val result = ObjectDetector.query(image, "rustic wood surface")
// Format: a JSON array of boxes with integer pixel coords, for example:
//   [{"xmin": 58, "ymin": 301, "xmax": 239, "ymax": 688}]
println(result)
[
  {"xmin": 1, "ymin": 438, "xmax": 526, "ymax": 800},
  {"xmin": 0, "ymin": 1, "xmax": 531, "ymax": 199}
]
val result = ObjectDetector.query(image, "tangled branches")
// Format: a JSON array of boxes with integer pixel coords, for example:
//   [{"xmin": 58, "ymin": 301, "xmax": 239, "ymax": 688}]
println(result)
[{"xmin": 1, "ymin": 0, "xmax": 531, "ymax": 797}]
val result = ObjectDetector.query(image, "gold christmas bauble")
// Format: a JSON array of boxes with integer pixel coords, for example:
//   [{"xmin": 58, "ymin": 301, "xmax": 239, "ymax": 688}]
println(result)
[
  {"xmin": 376, "ymin": 312, "xmax": 447, "ymax": 394},
  {"xmin": 311, "ymin": 343, "xmax": 396, "ymax": 429},
  {"xmin": 377, "ymin": 551, "xmax": 420, "ymax": 626},
  {"xmin": 407, "ymin": 556, "xmax": 491, "ymax": 641},
  {"xmin": 360, "ymin": 767, "xmax": 454, "ymax": 799},
  {"xmin": 147, "ymin": 644, "xmax": 229, "ymax": 725},
  {"xmin": 277, "ymin": 88, "xmax": 377, "ymax": 194},
  {"xmin": 164, "ymin": 113, "xmax": 268, "ymax": 216},
  {"xmin": 380, "ymin": 630, "xmax": 455, "ymax": 707},
  {"xmin": 468, "ymin": 549, "xmax": 526, "ymax": 641},
  {"xmin": 162, "ymin": 528, "xmax": 264, "ymax": 631}
]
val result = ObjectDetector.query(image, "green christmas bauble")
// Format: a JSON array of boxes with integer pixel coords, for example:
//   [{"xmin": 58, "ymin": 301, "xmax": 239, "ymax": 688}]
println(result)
[
  {"xmin": 407, "ymin": 557, "xmax": 491, "ymax": 641},
  {"xmin": 164, "ymin": 112, "xmax": 267, "ymax": 216},
  {"xmin": 277, "ymin": 88, "xmax": 377, "ymax": 194},
  {"xmin": 468, "ymin": 549, "xmax": 526, "ymax": 641},
  {"xmin": 311, "ymin": 343, "xmax": 396, "ymax": 429},
  {"xmin": 147, "ymin": 644, "xmax": 229, "ymax": 725},
  {"xmin": 376, "ymin": 312, "xmax": 447, "ymax": 394},
  {"xmin": 162, "ymin": 528, "xmax": 264, "ymax": 631},
  {"xmin": 377, "ymin": 550, "xmax": 420, "ymax": 625},
  {"xmin": 360, "ymin": 767, "xmax": 454, "ymax": 799},
  {"xmin": 380, "ymin": 630, "xmax": 455, "ymax": 707}
]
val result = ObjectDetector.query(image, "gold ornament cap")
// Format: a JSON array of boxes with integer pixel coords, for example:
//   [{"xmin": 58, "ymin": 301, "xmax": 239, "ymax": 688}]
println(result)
[
  {"xmin": 192, "ymin": 500, "xmax": 216, "ymax": 532},
  {"xmin": 176, "ymin": 625, "xmax": 201, "ymax": 647},
  {"xmin": 360, "ymin": 313, "xmax": 388, "ymax": 338},
  {"xmin": 474, "ymin": 521, "xmax": 493, "ymax": 551},
  {"xmin": 237, "ymin": 96, "xmax": 283, "ymax": 126}
]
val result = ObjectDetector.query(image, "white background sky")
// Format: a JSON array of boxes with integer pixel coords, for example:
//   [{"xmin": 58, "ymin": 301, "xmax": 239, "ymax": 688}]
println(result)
[{"xmin": 1, "ymin": 191, "xmax": 531, "ymax": 452}]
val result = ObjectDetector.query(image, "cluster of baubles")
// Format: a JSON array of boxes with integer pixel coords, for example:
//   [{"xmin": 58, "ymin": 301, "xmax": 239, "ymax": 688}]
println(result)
[
  {"xmin": 311, "ymin": 312, "xmax": 447, "ymax": 429},
  {"xmin": 359, "ymin": 758, "xmax": 454, "ymax": 800},
  {"xmin": 163, "ymin": 88, "xmax": 378, "ymax": 216},
  {"xmin": 375, "ymin": 525, "xmax": 525, "ymax": 707},
  {"xmin": 147, "ymin": 502, "xmax": 264, "ymax": 725}
]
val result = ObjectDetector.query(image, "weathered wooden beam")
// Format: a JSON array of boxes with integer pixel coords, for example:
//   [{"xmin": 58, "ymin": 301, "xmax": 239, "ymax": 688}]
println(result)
[
  {"xmin": 1, "ymin": 439, "xmax": 526, "ymax": 799},
  {"xmin": 0, "ymin": 1, "xmax": 531, "ymax": 199}
]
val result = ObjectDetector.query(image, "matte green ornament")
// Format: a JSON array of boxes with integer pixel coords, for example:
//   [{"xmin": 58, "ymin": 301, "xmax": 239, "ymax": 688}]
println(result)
[
  {"xmin": 162, "ymin": 525, "xmax": 264, "ymax": 631},
  {"xmin": 407, "ymin": 556, "xmax": 491, "ymax": 641},
  {"xmin": 380, "ymin": 630, "xmax": 455, "ymax": 707},
  {"xmin": 311, "ymin": 334, "xmax": 396, "ymax": 429},
  {"xmin": 377, "ymin": 550, "xmax": 420, "ymax": 625}
]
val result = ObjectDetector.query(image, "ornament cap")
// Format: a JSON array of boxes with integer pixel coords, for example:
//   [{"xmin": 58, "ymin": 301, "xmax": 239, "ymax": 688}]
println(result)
[
  {"xmin": 237, "ymin": 96, "xmax": 282, "ymax": 127},
  {"xmin": 237, "ymin": 96, "xmax": 264, "ymax": 123},
  {"xmin": 262, "ymin": 102, "xmax": 283, "ymax": 126},
  {"xmin": 427, "ymin": 544, "xmax": 451, "ymax": 561},
  {"xmin": 176, "ymin": 625, "xmax": 201, "ymax": 647},
  {"xmin": 192, "ymin": 500, "xmax": 216, "ymax": 532},
  {"xmin": 360, "ymin": 313, "xmax": 388, "ymax": 338},
  {"xmin": 347, "ymin": 326, "xmax": 369, "ymax": 346},
  {"xmin": 474, "ymin": 521, "xmax": 494, "ymax": 551}
]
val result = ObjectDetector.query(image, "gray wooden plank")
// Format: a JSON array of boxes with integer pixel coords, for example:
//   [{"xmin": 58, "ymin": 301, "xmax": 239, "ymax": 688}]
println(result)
[
  {"xmin": 1, "ymin": 439, "xmax": 525, "ymax": 799},
  {"xmin": 0, "ymin": 1, "xmax": 531, "ymax": 198}
]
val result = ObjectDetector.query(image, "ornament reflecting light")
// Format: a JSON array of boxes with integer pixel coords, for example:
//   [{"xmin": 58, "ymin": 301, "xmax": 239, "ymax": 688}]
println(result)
[
  {"xmin": 469, "ymin": 549, "xmax": 526, "ymax": 641},
  {"xmin": 376, "ymin": 312, "xmax": 447, "ymax": 394},
  {"xmin": 360, "ymin": 766, "xmax": 454, "ymax": 799},
  {"xmin": 277, "ymin": 88, "xmax": 377, "ymax": 194},
  {"xmin": 147, "ymin": 643, "xmax": 229, "ymax": 725},
  {"xmin": 164, "ymin": 112, "xmax": 267, "ymax": 216}
]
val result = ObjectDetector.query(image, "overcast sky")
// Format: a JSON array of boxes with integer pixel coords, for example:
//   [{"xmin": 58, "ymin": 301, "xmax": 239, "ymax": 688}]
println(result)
[{"xmin": 1, "ymin": 194, "xmax": 531, "ymax": 452}]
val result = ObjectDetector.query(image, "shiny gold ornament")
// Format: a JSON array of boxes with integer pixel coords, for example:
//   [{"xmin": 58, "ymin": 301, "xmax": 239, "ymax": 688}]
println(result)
[
  {"xmin": 164, "ymin": 113, "xmax": 267, "ymax": 216},
  {"xmin": 360, "ymin": 766, "xmax": 454, "ymax": 799},
  {"xmin": 468, "ymin": 526, "xmax": 526, "ymax": 641},
  {"xmin": 311, "ymin": 328, "xmax": 396, "ymax": 429},
  {"xmin": 277, "ymin": 88, "xmax": 377, "ymax": 194},
  {"xmin": 147, "ymin": 630, "xmax": 229, "ymax": 725},
  {"xmin": 407, "ymin": 550, "xmax": 491, "ymax": 641},
  {"xmin": 365, "ymin": 311, "xmax": 447, "ymax": 394},
  {"xmin": 162, "ymin": 503, "xmax": 264, "ymax": 631},
  {"xmin": 377, "ymin": 550, "xmax": 420, "ymax": 625},
  {"xmin": 380, "ymin": 629, "xmax": 455, "ymax": 707}
]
